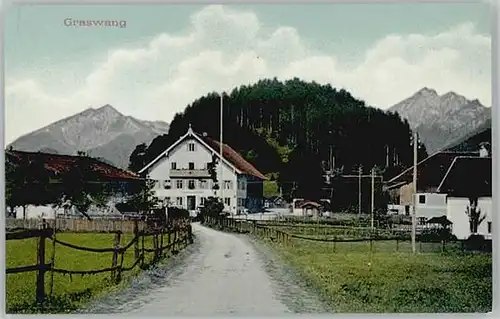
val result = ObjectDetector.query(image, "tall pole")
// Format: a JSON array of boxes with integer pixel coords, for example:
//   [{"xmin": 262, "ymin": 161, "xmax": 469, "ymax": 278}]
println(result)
[
  {"xmin": 411, "ymin": 131, "xmax": 418, "ymax": 254},
  {"xmin": 358, "ymin": 165, "xmax": 362, "ymax": 216},
  {"xmin": 371, "ymin": 167, "xmax": 375, "ymax": 229},
  {"xmin": 220, "ymin": 93, "xmax": 224, "ymax": 212}
]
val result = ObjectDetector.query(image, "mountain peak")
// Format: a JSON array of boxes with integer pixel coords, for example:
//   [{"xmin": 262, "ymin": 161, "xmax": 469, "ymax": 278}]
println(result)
[
  {"xmin": 96, "ymin": 104, "xmax": 121, "ymax": 115},
  {"xmin": 8, "ymin": 104, "xmax": 169, "ymax": 168},
  {"xmin": 388, "ymin": 88, "xmax": 491, "ymax": 154},
  {"xmin": 417, "ymin": 87, "xmax": 438, "ymax": 96}
]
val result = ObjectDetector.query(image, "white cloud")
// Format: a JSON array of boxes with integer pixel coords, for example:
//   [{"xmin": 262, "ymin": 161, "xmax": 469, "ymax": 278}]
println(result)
[{"xmin": 5, "ymin": 5, "xmax": 491, "ymax": 144}]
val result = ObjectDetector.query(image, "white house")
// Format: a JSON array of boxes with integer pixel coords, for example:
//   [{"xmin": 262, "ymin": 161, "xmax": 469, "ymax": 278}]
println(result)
[
  {"xmin": 138, "ymin": 125, "xmax": 267, "ymax": 215},
  {"xmin": 437, "ymin": 156, "xmax": 492, "ymax": 240},
  {"xmin": 384, "ymin": 151, "xmax": 477, "ymax": 222}
]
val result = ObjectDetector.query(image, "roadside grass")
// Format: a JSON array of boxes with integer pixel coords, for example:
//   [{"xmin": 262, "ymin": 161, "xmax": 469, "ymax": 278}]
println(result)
[
  {"xmin": 260, "ymin": 235, "xmax": 492, "ymax": 313},
  {"xmin": 5, "ymin": 232, "xmax": 160, "ymax": 314}
]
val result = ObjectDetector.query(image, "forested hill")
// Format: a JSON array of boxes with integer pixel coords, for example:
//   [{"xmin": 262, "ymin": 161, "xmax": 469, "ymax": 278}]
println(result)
[{"xmin": 131, "ymin": 78, "xmax": 426, "ymax": 188}]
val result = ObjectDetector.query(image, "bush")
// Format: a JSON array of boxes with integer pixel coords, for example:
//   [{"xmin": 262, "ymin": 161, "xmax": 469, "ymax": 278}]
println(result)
[
  {"xmin": 464, "ymin": 234, "xmax": 491, "ymax": 252},
  {"xmin": 418, "ymin": 228, "xmax": 457, "ymax": 242},
  {"xmin": 199, "ymin": 197, "xmax": 224, "ymax": 223}
]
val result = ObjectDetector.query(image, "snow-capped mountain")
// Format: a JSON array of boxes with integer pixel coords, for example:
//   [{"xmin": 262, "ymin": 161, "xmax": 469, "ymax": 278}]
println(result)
[
  {"xmin": 388, "ymin": 88, "xmax": 491, "ymax": 154},
  {"xmin": 7, "ymin": 105, "xmax": 169, "ymax": 168}
]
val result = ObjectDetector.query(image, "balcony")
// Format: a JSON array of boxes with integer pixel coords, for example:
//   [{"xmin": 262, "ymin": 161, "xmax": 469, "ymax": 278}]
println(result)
[{"xmin": 170, "ymin": 169, "xmax": 211, "ymax": 178}]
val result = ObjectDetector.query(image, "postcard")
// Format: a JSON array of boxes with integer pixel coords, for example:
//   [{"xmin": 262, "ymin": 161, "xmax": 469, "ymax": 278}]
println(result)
[{"xmin": 4, "ymin": 2, "xmax": 493, "ymax": 315}]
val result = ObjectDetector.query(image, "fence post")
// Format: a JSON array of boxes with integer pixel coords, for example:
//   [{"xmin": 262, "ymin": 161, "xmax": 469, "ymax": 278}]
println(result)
[
  {"xmin": 167, "ymin": 229, "xmax": 172, "ymax": 254},
  {"xmin": 172, "ymin": 228, "xmax": 178, "ymax": 253},
  {"xmin": 441, "ymin": 240, "xmax": 445, "ymax": 253},
  {"xmin": 153, "ymin": 231, "xmax": 159, "ymax": 263},
  {"xmin": 189, "ymin": 224, "xmax": 194, "ymax": 244},
  {"xmin": 134, "ymin": 220, "xmax": 140, "ymax": 260},
  {"xmin": 160, "ymin": 228, "xmax": 164, "ymax": 258},
  {"xmin": 141, "ymin": 230, "xmax": 145, "ymax": 268},
  {"xmin": 36, "ymin": 228, "xmax": 47, "ymax": 305},
  {"xmin": 111, "ymin": 231, "xmax": 121, "ymax": 282}
]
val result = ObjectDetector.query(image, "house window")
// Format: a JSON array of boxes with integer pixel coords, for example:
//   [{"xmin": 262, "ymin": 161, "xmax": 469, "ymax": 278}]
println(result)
[
  {"xmin": 224, "ymin": 180, "xmax": 233, "ymax": 190},
  {"xmin": 176, "ymin": 197, "xmax": 183, "ymax": 206},
  {"xmin": 418, "ymin": 217, "xmax": 426, "ymax": 225},
  {"xmin": 200, "ymin": 197, "xmax": 206, "ymax": 205},
  {"xmin": 199, "ymin": 180, "xmax": 208, "ymax": 189},
  {"xmin": 188, "ymin": 180, "xmax": 196, "ymax": 190},
  {"xmin": 155, "ymin": 180, "xmax": 162, "ymax": 189},
  {"xmin": 176, "ymin": 180, "xmax": 183, "ymax": 189},
  {"xmin": 163, "ymin": 180, "xmax": 171, "ymax": 189},
  {"xmin": 418, "ymin": 195, "xmax": 426, "ymax": 204},
  {"xmin": 488, "ymin": 222, "xmax": 492, "ymax": 234},
  {"xmin": 189, "ymin": 162, "xmax": 195, "ymax": 170},
  {"xmin": 171, "ymin": 162, "xmax": 177, "ymax": 169},
  {"xmin": 188, "ymin": 143, "xmax": 195, "ymax": 152},
  {"xmin": 164, "ymin": 197, "xmax": 171, "ymax": 206},
  {"xmin": 242, "ymin": 181, "xmax": 246, "ymax": 190},
  {"xmin": 224, "ymin": 197, "xmax": 231, "ymax": 206}
]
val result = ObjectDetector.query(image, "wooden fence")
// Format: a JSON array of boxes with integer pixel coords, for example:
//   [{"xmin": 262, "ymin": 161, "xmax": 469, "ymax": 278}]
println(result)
[
  {"xmin": 6, "ymin": 218, "xmax": 147, "ymax": 233},
  {"xmin": 5, "ymin": 219, "xmax": 193, "ymax": 306},
  {"xmin": 203, "ymin": 216, "xmax": 491, "ymax": 254}
]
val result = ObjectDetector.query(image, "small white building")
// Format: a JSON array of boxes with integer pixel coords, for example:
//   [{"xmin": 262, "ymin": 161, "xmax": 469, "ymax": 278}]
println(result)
[
  {"xmin": 437, "ymin": 156, "xmax": 492, "ymax": 240},
  {"xmin": 138, "ymin": 125, "xmax": 267, "ymax": 215},
  {"xmin": 413, "ymin": 193, "xmax": 448, "ymax": 225}
]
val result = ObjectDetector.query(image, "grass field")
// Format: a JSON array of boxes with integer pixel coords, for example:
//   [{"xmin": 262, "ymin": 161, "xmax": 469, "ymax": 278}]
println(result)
[
  {"xmin": 260, "ymin": 230, "xmax": 492, "ymax": 313},
  {"xmin": 5, "ymin": 232, "xmax": 170, "ymax": 313}
]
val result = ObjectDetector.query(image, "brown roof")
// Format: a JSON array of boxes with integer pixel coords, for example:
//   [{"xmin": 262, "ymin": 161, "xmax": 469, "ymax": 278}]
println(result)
[
  {"xmin": 437, "ymin": 156, "xmax": 492, "ymax": 197},
  {"xmin": 6, "ymin": 150, "xmax": 141, "ymax": 181},
  {"xmin": 198, "ymin": 135, "xmax": 267, "ymax": 180},
  {"xmin": 385, "ymin": 151, "xmax": 478, "ymax": 191},
  {"xmin": 299, "ymin": 201, "xmax": 322, "ymax": 209}
]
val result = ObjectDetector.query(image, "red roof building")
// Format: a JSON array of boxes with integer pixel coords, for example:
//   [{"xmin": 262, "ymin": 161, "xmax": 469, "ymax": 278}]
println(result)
[{"xmin": 6, "ymin": 150, "xmax": 142, "ymax": 181}]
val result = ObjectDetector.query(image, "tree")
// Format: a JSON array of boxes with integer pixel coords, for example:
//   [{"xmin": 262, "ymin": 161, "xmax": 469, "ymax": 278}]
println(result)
[
  {"xmin": 199, "ymin": 196, "xmax": 224, "ymax": 223},
  {"xmin": 280, "ymin": 146, "xmax": 325, "ymax": 201},
  {"xmin": 465, "ymin": 197, "xmax": 486, "ymax": 234},
  {"xmin": 207, "ymin": 154, "xmax": 220, "ymax": 194},
  {"xmin": 128, "ymin": 143, "xmax": 148, "ymax": 173},
  {"xmin": 54, "ymin": 156, "xmax": 110, "ymax": 220},
  {"xmin": 5, "ymin": 154, "xmax": 52, "ymax": 219},
  {"xmin": 127, "ymin": 179, "xmax": 160, "ymax": 217}
]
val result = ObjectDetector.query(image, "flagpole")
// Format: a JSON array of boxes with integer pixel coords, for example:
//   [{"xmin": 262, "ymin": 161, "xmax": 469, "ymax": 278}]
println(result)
[
  {"xmin": 412, "ymin": 131, "xmax": 418, "ymax": 254},
  {"xmin": 220, "ymin": 93, "xmax": 224, "ymax": 213}
]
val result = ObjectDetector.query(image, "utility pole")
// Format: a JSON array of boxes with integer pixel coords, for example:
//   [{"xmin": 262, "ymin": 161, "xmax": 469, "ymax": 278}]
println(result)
[
  {"xmin": 220, "ymin": 93, "xmax": 224, "ymax": 213},
  {"xmin": 358, "ymin": 165, "xmax": 363, "ymax": 216},
  {"xmin": 412, "ymin": 131, "xmax": 418, "ymax": 254},
  {"xmin": 371, "ymin": 167, "xmax": 375, "ymax": 229}
]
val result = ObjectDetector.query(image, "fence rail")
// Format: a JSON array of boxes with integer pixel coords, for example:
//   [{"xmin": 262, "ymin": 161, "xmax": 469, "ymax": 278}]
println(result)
[
  {"xmin": 5, "ymin": 218, "xmax": 193, "ymax": 307},
  {"xmin": 203, "ymin": 216, "xmax": 491, "ymax": 253},
  {"xmin": 5, "ymin": 218, "xmax": 147, "ymax": 233}
]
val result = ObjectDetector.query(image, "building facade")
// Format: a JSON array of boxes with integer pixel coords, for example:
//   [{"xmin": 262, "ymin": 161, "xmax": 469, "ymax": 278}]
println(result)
[
  {"xmin": 139, "ymin": 126, "xmax": 267, "ymax": 215},
  {"xmin": 437, "ymin": 156, "xmax": 492, "ymax": 240},
  {"xmin": 384, "ymin": 151, "xmax": 478, "ymax": 221}
]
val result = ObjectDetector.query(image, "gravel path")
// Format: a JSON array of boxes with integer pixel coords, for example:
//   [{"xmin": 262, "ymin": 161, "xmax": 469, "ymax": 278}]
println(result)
[{"xmin": 79, "ymin": 223, "xmax": 329, "ymax": 315}]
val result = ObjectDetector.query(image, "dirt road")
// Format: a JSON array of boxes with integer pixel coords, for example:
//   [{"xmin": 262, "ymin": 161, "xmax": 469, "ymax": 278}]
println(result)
[{"xmin": 79, "ymin": 223, "xmax": 329, "ymax": 315}]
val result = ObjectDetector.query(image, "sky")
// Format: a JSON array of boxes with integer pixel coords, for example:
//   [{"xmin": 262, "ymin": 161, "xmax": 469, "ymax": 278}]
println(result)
[{"xmin": 4, "ymin": 2, "xmax": 492, "ymax": 144}]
